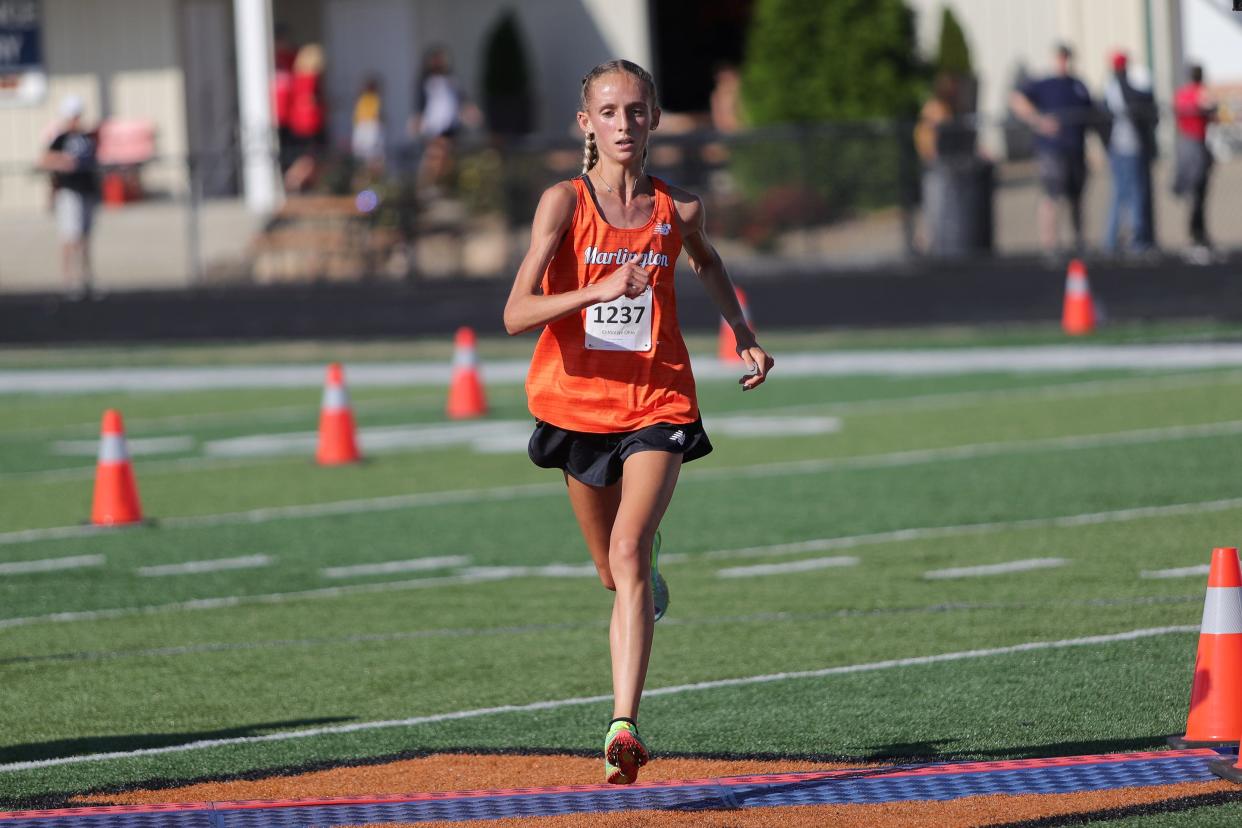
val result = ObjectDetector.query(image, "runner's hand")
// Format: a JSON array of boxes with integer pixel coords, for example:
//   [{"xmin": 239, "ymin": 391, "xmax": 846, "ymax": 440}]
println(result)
[
  {"xmin": 739, "ymin": 346, "xmax": 774, "ymax": 391},
  {"xmin": 594, "ymin": 262, "xmax": 652, "ymax": 303}
]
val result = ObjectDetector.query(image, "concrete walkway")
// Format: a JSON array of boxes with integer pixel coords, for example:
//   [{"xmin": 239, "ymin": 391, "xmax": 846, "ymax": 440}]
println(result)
[{"xmin": 0, "ymin": 198, "xmax": 263, "ymax": 294}]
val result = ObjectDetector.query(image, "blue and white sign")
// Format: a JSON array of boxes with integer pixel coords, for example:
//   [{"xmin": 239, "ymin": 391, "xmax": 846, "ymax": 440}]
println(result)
[{"xmin": 0, "ymin": 0, "xmax": 45, "ymax": 104}]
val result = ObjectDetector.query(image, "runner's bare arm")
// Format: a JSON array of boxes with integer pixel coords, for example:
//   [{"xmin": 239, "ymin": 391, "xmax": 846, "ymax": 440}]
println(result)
[
  {"xmin": 504, "ymin": 183, "xmax": 650, "ymax": 335},
  {"xmin": 671, "ymin": 186, "xmax": 773, "ymax": 389}
]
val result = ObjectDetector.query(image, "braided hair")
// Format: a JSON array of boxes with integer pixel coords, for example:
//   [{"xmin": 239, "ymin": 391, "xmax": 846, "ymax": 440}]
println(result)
[{"xmin": 579, "ymin": 60, "xmax": 657, "ymax": 175}]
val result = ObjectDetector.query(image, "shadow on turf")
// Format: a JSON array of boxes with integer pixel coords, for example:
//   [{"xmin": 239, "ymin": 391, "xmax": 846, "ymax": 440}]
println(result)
[
  {"xmin": 0, "ymin": 717, "xmax": 353, "ymax": 765},
  {"xmin": 859, "ymin": 734, "xmax": 1172, "ymax": 762}
]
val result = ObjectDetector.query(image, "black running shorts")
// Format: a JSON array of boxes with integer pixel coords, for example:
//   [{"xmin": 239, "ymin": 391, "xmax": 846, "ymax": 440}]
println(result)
[{"xmin": 528, "ymin": 419, "xmax": 713, "ymax": 487}]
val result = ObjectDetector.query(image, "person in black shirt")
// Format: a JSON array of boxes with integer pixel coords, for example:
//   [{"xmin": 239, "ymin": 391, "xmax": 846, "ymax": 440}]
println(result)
[{"xmin": 40, "ymin": 96, "xmax": 100, "ymax": 298}]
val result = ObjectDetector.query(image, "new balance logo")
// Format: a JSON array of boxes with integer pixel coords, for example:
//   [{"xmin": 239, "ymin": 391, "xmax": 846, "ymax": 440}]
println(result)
[
  {"xmin": 653, "ymin": 222, "xmax": 671, "ymax": 236},
  {"xmin": 669, "ymin": 429, "xmax": 686, "ymax": 445}
]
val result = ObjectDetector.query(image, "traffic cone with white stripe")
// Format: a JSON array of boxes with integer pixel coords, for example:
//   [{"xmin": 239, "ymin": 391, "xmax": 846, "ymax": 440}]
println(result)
[
  {"xmin": 316, "ymin": 363, "xmax": 361, "ymax": 465},
  {"xmin": 1168, "ymin": 547, "xmax": 1242, "ymax": 748},
  {"xmin": 446, "ymin": 327, "xmax": 487, "ymax": 419},
  {"xmin": 718, "ymin": 286, "xmax": 752, "ymax": 363},
  {"xmin": 91, "ymin": 409, "xmax": 143, "ymax": 526},
  {"xmin": 1061, "ymin": 259, "xmax": 1096, "ymax": 336}
]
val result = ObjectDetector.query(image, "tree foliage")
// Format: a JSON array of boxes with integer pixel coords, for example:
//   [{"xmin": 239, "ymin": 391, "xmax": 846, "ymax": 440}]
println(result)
[
  {"xmin": 741, "ymin": 0, "xmax": 924, "ymax": 125},
  {"xmin": 481, "ymin": 11, "xmax": 534, "ymax": 136},
  {"xmin": 936, "ymin": 6, "xmax": 972, "ymax": 77}
]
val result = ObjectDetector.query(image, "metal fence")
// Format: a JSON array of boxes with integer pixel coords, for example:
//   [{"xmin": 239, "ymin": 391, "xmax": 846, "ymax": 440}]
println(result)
[{"xmin": 3, "ymin": 111, "xmax": 1241, "ymax": 296}]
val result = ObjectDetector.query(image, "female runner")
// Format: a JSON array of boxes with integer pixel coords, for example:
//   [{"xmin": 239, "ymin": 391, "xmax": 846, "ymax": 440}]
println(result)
[{"xmin": 503, "ymin": 59, "xmax": 773, "ymax": 785}]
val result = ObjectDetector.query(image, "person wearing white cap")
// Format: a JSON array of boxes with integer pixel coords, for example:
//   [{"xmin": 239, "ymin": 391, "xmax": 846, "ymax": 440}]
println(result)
[{"xmin": 39, "ymin": 95, "xmax": 100, "ymax": 298}]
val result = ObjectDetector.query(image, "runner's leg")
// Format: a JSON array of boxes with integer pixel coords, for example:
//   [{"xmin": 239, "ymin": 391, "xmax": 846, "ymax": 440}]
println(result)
[
  {"xmin": 608, "ymin": 450, "xmax": 682, "ymax": 720},
  {"xmin": 564, "ymin": 473, "xmax": 622, "ymax": 589}
]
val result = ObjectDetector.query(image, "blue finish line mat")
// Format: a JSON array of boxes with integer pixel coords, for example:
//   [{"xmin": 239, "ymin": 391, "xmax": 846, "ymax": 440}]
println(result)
[{"xmin": 2, "ymin": 748, "xmax": 1235, "ymax": 827}]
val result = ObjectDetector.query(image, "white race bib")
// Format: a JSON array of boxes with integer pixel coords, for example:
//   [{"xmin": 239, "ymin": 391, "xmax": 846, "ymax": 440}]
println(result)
[{"xmin": 584, "ymin": 288, "xmax": 653, "ymax": 352}]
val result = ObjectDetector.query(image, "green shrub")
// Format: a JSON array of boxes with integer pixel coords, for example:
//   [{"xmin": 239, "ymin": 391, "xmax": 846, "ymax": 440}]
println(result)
[
  {"xmin": 481, "ymin": 11, "xmax": 534, "ymax": 136},
  {"xmin": 936, "ymin": 6, "xmax": 972, "ymax": 77},
  {"xmin": 741, "ymin": 0, "xmax": 924, "ymax": 125}
]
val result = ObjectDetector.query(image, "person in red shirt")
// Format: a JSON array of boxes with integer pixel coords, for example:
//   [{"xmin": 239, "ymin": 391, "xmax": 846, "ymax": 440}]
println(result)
[
  {"xmin": 284, "ymin": 44, "xmax": 326, "ymax": 192},
  {"xmin": 272, "ymin": 24, "xmax": 297, "ymax": 170},
  {"xmin": 1172, "ymin": 64, "xmax": 1217, "ymax": 254},
  {"xmin": 504, "ymin": 59, "xmax": 772, "ymax": 785}
]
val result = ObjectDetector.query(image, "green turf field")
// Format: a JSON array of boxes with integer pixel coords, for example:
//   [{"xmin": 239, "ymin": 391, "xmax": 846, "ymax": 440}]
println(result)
[{"xmin": 3, "ymin": 326, "xmax": 1242, "ymax": 816}]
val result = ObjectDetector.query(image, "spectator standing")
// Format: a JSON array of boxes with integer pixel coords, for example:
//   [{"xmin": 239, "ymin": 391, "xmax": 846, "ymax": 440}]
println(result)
[
  {"xmin": 916, "ymin": 73, "xmax": 990, "ymax": 256},
  {"xmin": 1101, "ymin": 52, "xmax": 1158, "ymax": 254},
  {"xmin": 1173, "ymin": 64, "xmax": 1217, "ymax": 258},
  {"xmin": 915, "ymin": 73, "xmax": 958, "ymax": 252},
  {"xmin": 409, "ymin": 46, "xmax": 478, "ymax": 193},
  {"xmin": 285, "ymin": 44, "xmax": 327, "ymax": 192},
  {"xmin": 1010, "ymin": 43, "xmax": 1093, "ymax": 254},
  {"xmin": 40, "ymin": 95, "xmax": 100, "ymax": 299},
  {"xmin": 351, "ymin": 75, "xmax": 385, "ymax": 171},
  {"xmin": 272, "ymin": 24, "xmax": 298, "ymax": 170}
]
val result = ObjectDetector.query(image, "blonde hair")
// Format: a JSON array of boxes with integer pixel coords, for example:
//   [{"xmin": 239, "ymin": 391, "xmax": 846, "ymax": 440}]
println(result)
[
  {"xmin": 293, "ymin": 43, "xmax": 324, "ymax": 75},
  {"xmin": 579, "ymin": 60, "xmax": 657, "ymax": 175}
]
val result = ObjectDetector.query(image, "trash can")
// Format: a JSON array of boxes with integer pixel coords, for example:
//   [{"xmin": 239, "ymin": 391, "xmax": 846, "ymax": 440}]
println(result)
[{"xmin": 925, "ymin": 157, "xmax": 993, "ymax": 256}]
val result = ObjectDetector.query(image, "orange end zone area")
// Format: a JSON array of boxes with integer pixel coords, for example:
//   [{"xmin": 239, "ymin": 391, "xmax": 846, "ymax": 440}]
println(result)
[
  {"xmin": 70, "ymin": 754, "xmax": 859, "ymax": 805},
  {"xmin": 67, "ymin": 753, "xmax": 1236, "ymax": 826}
]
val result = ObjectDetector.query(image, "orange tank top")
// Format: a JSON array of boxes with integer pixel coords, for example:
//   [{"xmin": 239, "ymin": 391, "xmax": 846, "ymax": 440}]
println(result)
[{"xmin": 526, "ymin": 176, "xmax": 699, "ymax": 433}]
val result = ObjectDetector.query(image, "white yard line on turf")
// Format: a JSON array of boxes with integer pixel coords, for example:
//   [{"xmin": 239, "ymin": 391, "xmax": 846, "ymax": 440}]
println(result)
[
  {"xmin": 0, "ymin": 624, "xmax": 1196, "ymax": 773},
  {"xmin": 6, "ymin": 418, "xmax": 1242, "ymax": 548},
  {"xmin": 322, "ymin": 556, "xmax": 471, "ymax": 579},
  {"xmin": 8, "ymin": 344, "xmax": 1242, "ymax": 394},
  {"xmin": 0, "ymin": 554, "xmax": 104, "ymax": 575},
  {"xmin": 0, "ymin": 570, "xmax": 522, "ymax": 630},
  {"xmin": 1140, "ymin": 565, "xmax": 1212, "ymax": 579},
  {"xmin": 730, "ymin": 369, "xmax": 1242, "ymax": 419},
  {"xmin": 6, "ymin": 595, "xmax": 1201, "ymax": 667},
  {"xmin": 692, "ymin": 419, "xmax": 1242, "ymax": 483},
  {"xmin": 701, "ymin": 498, "xmax": 1242, "ymax": 562},
  {"xmin": 7, "ymin": 368, "xmax": 1241, "ymax": 484},
  {"xmin": 0, "ymin": 455, "xmax": 295, "ymax": 484},
  {"xmin": 138, "ymin": 555, "xmax": 273, "ymax": 577},
  {"xmin": 923, "ymin": 558, "xmax": 1068, "ymax": 580},
  {"xmin": 717, "ymin": 556, "xmax": 859, "ymax": 578},
  {"xmin": 4, "ymin": 496, "xmax": 1238, "ymax": 631},
  {"xmin": 52, "ymin": 436, "xmax": 195, "ymax": 457}
]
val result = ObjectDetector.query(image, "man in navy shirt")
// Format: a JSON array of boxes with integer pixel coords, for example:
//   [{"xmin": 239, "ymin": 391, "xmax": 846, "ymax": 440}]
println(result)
[{"xmin": 1011, "ymin": 43, "xmax": 1094, "ymax": 254}]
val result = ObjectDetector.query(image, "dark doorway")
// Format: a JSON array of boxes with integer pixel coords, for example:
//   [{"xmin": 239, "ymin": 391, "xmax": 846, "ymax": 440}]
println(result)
[{"xmin": 650, "ymin": 0, "xmax": 753, "ymax": 114}]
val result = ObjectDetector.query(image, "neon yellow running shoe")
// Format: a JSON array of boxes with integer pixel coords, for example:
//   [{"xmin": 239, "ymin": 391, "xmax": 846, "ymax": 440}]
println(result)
[
  {"xmin": 604, "ymin": 717, "xmax": 649, "ymax": 785},
  {"xmin": 652, "ymin": 530, "xmax": 669, "ymax": 622}
]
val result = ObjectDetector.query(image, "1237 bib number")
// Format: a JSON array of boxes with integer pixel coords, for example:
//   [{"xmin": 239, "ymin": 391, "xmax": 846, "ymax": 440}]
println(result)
[{"xmin": 584, "ymin": 289, "xmax": 653, "ymax": 351}]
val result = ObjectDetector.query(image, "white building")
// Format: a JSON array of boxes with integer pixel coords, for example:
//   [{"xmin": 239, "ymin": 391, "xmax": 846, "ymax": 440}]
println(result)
[
  {"xmin": 0, "ymin": 0, "xmax": 652, "ymax": 213},
  {"xmin": 906, "ymin": 0, "xmax": 1242, "ymax": 156},
  {"xmin": 7, "ymin": 1, "xmax": 1241, "ymax": 214}
]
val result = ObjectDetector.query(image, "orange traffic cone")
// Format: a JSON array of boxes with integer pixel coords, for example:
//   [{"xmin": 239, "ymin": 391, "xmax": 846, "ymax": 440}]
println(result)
[
  {"xmin": 447, "ymin": 326, "xmax": 487, "ymax": 419},
  {"xmin": 1168, "ymin": 547, "xmax": 1242, "ymax": 748},
  {"xmin": 1061, "ymin": 259, "xmax": 1095, "ymax": 336},
  {"xmin": 315, "ymin": 363, "xmax": 361, "ymax": 465},
  {"xmin": 91, "ymin": 409, "xmax": 143, "ymax": 526},
  {"xmin": 718, "ymin": 286, "xmax": 752, "ymax": 363}
]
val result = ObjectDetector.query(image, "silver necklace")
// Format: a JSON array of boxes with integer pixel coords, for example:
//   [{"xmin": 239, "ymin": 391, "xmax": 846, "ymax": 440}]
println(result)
[{"xmin": 595, "ymin": 171, "xmax": 640, "ymax": 199}]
